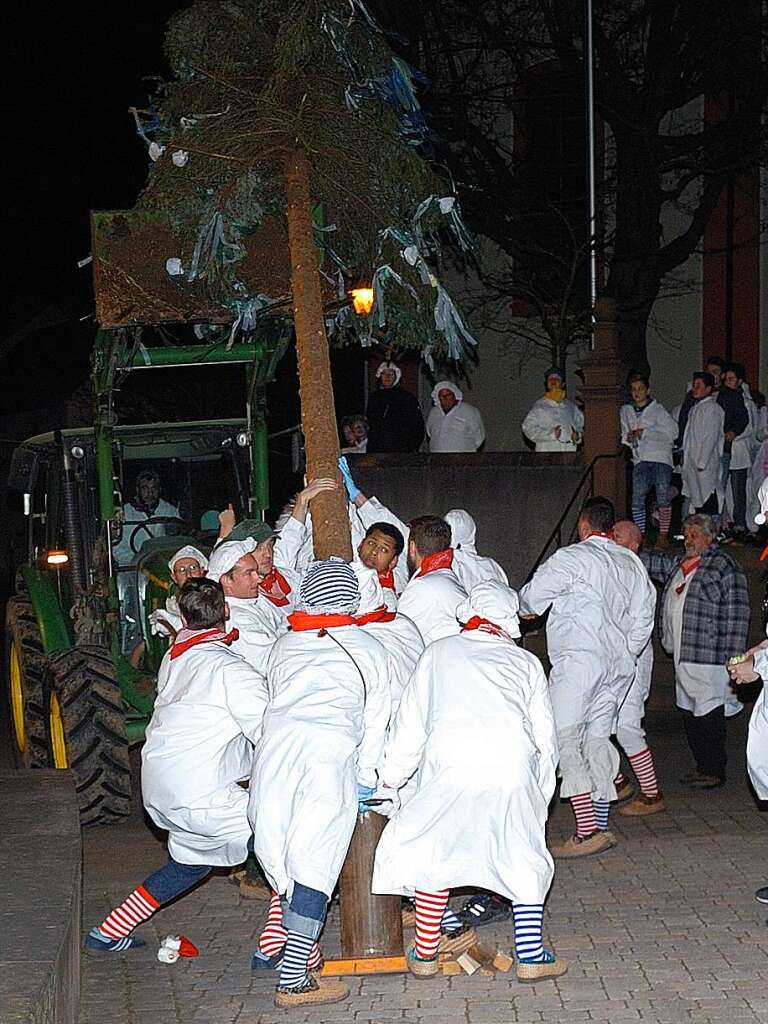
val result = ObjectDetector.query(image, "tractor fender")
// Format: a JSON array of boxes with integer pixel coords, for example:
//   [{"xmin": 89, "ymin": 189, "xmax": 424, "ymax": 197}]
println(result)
[{"xmin": 21, "ymin": 566, "xmax": 72, "ymax": 656}]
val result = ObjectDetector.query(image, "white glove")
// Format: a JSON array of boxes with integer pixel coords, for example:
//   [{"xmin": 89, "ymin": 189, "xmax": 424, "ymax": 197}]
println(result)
[{"xmin": 149, "ymin": 610, "xmax": 174, "ymax": 637}]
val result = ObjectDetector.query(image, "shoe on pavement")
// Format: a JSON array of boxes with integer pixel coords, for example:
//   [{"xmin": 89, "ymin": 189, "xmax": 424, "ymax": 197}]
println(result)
[
  {"xmin": 456, "ymin": 892, "xmax": 513, "ymax": 927},
  {"xmin": 550, "ymin": 830, "xmax": 617, "ymax": 859},
  {"xmin": 406, "ymin": 941, "xmax": 440, "ymax": 978},
  {"xmin": 755, "ymin": 887, "xmax": 768, "ymax": 905},
  {"xmin": 84, "ymin": 927, "xmax": 146, "ymax": 955},
  {"xmin": 252, "ymin": 949, "xmax": 283, "ymax": 971},
  {"xmin": 618, "ymin": 792, "xmax": 666, "ymax": 816},
  {"xmin": 517, "ymin": 950, "xmax": 568, "ymax": 982},
  {"xmin": 689, "ymin": 773, "xmax": 724, "ymax": 789},
  {"xmin": 437, "ymin": 925, "xmax": 478, "ymax": 957},
  {"xmin": 615, "ymin": 780, "xmax": 635, "ymax": 803},
  {"xmin": 274, "ymin": 975, "xmax": 349, "ymax": 1008}
]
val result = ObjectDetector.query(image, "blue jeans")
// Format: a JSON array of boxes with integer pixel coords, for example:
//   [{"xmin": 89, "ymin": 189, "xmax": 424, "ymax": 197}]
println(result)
[
  {"xmin": 141, "ymin": 860, "xmax": 211, "ymax": 904},
  {"xmin": 632, "ymin": 461, "xmax": 672, "ymax": 516}
]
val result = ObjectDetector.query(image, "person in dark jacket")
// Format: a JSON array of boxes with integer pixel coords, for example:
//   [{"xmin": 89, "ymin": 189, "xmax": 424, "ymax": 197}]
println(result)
[{"xmin": 366, "ymin": 361, "xmax": 425, "ymax": 453}]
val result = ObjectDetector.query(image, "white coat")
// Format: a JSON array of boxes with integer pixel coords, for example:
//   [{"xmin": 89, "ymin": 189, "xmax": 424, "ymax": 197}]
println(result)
[
  {"xmin": 444, "ymin": 509, "xmax": 508, "ymax": 591},
  {"xmin": 114, "ymin": 498, "xmax": 180, "ymax": 564},
  {"xmin": 426, "ymin": 402, "xmax": 485, "ymax": 452},
  {"xmin": 681, "ymin": 395, "xmax": 725, "ymax": 509},
  {"xmin": 748, "ymin": 645, "xmax": 768, "ymax": 800},
  {"xmin": 361, "ymin": 613, "xmax": 424, "ymax": 715},
  {"xmin": 522, "ymin": 397, "xmax": 584, "ymax": 452},
  {"xmin": 747, "ymin": 440, "xmax": 768, "ymax": 532},
  {"xmin": 519, "ymin": 537, "xmax": 655, "ymax": 735},
  {"xmin": 620, "ymin": 400, "xmax": 678, "ymax": 467},
  {"xmin": 372, "ymin": 632, "xmax": 556, "ymax": 903},
  {"xmin": 356, "ymin": 496, "xmax": 410, "ymax": 599},
  {"xmin": 397, "ymin": 567, "xmax": 467, "ymax": 645},
  {"xmin": 226, "ymin": 595, "xmax": 286, "ymax": 675},
  {"xmin": 249, "ymin": 625, "xmax": 391, "ymax": 897},
  {"xmin": 616, "ymin": 642, "xmax": 654, "ymax": 757},
  {"xmin": 142, "ymin": 641, "xmax": 267, "ymax": 866},
  {"xmin": 729, "ymin": 397, "xmax": 757, "ymax": 472}
]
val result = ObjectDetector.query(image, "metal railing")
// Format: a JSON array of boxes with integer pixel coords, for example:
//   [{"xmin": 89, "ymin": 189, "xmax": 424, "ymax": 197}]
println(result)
[{"xmin": 523, "ymin": 451, "xmax": 626, "ymax": 585}]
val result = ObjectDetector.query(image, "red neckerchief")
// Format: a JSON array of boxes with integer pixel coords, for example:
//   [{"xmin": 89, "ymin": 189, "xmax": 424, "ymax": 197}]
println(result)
[
  {"xmin": 378, "ymin": 570, "xmax": 397, "ymax": 591},
  {"xmin": 170, "ymin": 627, "xmax": 239, "ymax": 659},
  {"xmin": 461, "ymin": 615, "xmax": 513, "ymax": 641},
  {"xmin": 288, "ymin": 611, "xmax": 356, "ymax": 632},
  {"xmin": 416, "ymin": 548, "xmax": 454, "ymax": 577},
  {"xmin": 675, "ymin": 555, "xmax": 702, "ymax": 595},
  {"xmin": 760, "ymin": 545, "xmax": 768, "ymax": 562},
  {"xmin": 259, "ymin": 568, "xmax": 292, "ymax": 607},
  {"xmin": 354, "ymin": 605, "xmax": 397, "ymax": 625}
]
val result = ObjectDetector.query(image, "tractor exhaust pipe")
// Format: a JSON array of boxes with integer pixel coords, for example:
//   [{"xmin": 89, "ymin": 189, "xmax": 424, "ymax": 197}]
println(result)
[{"xmin": 56, "ymin": 431, "xmax": 86, "ymax": 595}]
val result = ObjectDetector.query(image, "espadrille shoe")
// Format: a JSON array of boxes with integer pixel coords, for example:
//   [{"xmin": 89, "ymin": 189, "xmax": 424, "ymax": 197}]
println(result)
[
  {"xmin": 517, "ymin": 951, "xmax": 568, "ymax": 982},
  {"xmin": 406, "ymin": 941, "xmax": 440, "ymax": 978},
  {"xmin": 618, "ymin": 791, "xmax": 666, "ymax": 816},
  {"xmin": 550, "ymin": 830, "xmax": 617, "ymax": 859},
  {"xmin": 615, "ymin": 779, "xmax": 635, "ymax": 802},
  {"xmin": 437, "ymin": 925, "xmax": 478, "ymax": 957},
  {"xmin": 274, "ymin": 975, "xmax": 349, "ymax": 1008}
]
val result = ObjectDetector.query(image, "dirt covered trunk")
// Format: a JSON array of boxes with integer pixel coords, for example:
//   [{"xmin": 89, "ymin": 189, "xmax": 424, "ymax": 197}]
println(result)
[{"xmin": 285, "ymin": 146, "xmax": 353, "ymax": 561}]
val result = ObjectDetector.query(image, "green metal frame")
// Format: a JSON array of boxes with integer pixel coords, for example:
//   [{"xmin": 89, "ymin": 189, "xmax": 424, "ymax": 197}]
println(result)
[{"xmin": 22, "ymin": 566, "xmax": 72, "ymax": 657}]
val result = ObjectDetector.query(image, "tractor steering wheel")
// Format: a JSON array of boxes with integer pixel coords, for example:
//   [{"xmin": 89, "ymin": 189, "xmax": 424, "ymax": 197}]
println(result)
[{"xmin": 129, "ymin": 517, "xmax": 188, "ymax": 555}]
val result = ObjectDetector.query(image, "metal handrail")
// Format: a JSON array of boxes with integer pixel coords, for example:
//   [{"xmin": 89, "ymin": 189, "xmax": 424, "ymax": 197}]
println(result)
[{"xmin": 523, "ymin": 450, "xmax": 626, "ymax": 585}]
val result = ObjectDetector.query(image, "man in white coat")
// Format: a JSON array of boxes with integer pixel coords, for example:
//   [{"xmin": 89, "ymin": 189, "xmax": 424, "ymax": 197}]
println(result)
[
  {"xmin": 425, "ymin": 381, "xmax": 485, "ymax": 453},
  {"xmin": 397, "ymin": 516, "xmax": 468, "ymax": 645},
  {"xmin": 728, "ymin": 627, "xmax": 768, "ymax": 908},
  {"xmin": 681, "ymin": 372, "xmax": 725, "ymax": 517},
  {"xmin": 519, "ymin": 498, "xmax": 655, "ymax": 857},
  {"xmin": 85, "ymin": 578, "xmax": 267, "ymax": 954},
  {"xmin": 372, "ymin": 580, "xmax": 566, "ymax": 982},
  {"xmin": 207, "ymin": 539, "xmax": 286, "ymax": 674},
  {"xmin": 444, "ymin": 508, "xmax": 508, "ymax": 591},
  {"xmin": 249, "ymin": 559, "xmax": 390, "ymax": 1008},
  {"xmin": 522, "ymin": 367, "xmax": 584, "ymax": 453},
  {"xmin": 148, "ymin": 544, "xmax": 208, "ymax": 638}
]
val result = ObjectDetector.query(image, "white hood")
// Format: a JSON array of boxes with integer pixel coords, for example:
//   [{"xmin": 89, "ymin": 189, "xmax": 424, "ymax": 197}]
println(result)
[
  {"xmin": 456, "ymin": 580, "xmax": 521, "ymax": 639},
  {"xmin": 431, "ymin": 380, "xmax": 463, "ymax": 406},
  {"xmin": 444, "ymin": 509, "xmax": 477, "ymax": 554}
]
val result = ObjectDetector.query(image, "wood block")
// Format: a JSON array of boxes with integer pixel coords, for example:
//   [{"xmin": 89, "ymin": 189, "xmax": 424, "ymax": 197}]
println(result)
[
  {"xmin": 442, "ymin": 960, "xmax": 462, "ymax": 976},
  {"xmin": 457, "ymin": 953, "xmax": 480, "ymax": 975},
  {"xmin": 479, "ymin": 966, "xmax": 495, "ymax": 976},
  {"xmin": 466, "ymin": 943, "xmax": 496, "ymax": 969},
  {"xmin": 492, "ymin": 950, "xmax": 514, "ymax": 973}
]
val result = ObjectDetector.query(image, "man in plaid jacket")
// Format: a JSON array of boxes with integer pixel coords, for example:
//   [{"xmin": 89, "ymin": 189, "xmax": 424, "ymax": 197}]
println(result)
[{"xmin": 642, "ymin": 514, "xmax": 750, "ymax": 786}]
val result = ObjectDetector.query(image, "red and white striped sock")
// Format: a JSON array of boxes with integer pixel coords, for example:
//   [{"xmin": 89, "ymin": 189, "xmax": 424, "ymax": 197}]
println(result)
[
  {"xmin": 98, "ymin": 885, "xmax": 159, "ymax": 940},
  {"xmin": 614, "ymin": 771, "xmax": 628, "ymax": 788},
  {"xmin": 258, "ymin": 891, "xmax": 322, "ymax": 967},
  {"xmin": 570, "ymin": 793, "xmax": 598, "ymax": 838},
  {"xmin": 259, "ymin": 892, "xmax": 288, "ymax": 957},
  {"xmin": 415, "ymin": 889, "xmax": 450, "ymax": 959},
  {"xmin": 628, "ymin": 746, "xmax": 660, "ymax": 798},
  {"xmin": 658, "ymin": 506, "xmax": 672, "ymax": 536}
]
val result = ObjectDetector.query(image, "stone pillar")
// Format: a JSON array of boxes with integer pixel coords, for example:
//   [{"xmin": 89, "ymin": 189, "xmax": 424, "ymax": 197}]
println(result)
[{"xmin": 579, "ymin": 297, "xmax": 628, "ymax": 513}]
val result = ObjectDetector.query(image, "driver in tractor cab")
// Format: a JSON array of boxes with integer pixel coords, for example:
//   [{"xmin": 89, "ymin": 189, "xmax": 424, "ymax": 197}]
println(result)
[{"xmin": 114, "ymin": 469, "xmax": 181, "ymax": 565}]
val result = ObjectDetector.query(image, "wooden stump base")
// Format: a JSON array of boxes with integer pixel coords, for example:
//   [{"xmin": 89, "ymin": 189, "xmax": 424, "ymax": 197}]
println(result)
[{"xmin": 320, "ymin": 955, "xmax": 408, "ymax": 976}]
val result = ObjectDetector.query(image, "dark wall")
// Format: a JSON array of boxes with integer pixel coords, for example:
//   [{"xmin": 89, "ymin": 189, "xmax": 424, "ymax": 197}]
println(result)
[{"xmin": 348, "ymin": 452, "xmax": 585, "ymax": 589}]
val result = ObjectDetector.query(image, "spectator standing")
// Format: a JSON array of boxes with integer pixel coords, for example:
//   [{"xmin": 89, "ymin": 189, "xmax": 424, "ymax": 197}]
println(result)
[
  {"xmin": 722, "ymin": 364, "xmax": 755, "ymax": 539},
  {"xmin": 642, "ymin": 514, "xmax": 749, "ymax": 787},
  {"xmin": 680, "ymin": 372, "xmax": 725, "ymax": 516},
  {"xmin": 620, "ymin": 373, "xmax": 678, "ymax": 541},
  {"xmin": 366, "ymin": 361, "xmax": 425, "ymax": 452},
  {"xmin": 340, "ymin": 414, "xmax": 369, "ymax": 454},
  {"xmin": 425, "ymin": 381, "xmax": 485, "ymax": 453},
  {"xmin": 522, "ymin": 367, "xmax": 584, "ymax": 452}
]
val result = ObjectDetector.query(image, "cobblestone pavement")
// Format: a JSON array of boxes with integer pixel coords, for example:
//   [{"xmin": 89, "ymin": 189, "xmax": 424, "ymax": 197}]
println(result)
[{"xmin": 79, "ymin": 706, "xmax": 767, "ymax": 1024}]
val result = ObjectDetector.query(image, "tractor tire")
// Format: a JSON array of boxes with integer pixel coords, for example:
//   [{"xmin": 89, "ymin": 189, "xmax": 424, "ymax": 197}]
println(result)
[
  {"xmin": 47, "ymin": 645, "xmax": 132, "ymax": 827},
  {"xmin": 4, "ymin": 596, "xmax": 50, "ymax": 768}
]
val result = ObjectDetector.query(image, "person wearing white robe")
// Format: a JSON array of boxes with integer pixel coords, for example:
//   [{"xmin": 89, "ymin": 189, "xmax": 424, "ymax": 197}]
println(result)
[
  {"xmin": 519, "ymin": 498, "xmax": 655, "ymax": 858},
  {"xmin": 248, "ymin": 559, "xmax": 390, "ymax": 1008},
  {"xmin": 396, "ymin": 516, "xmax": 467, "ymax": 645},
  {"xmin": 522, "ymin": 367, "xmax": 584, "ymax": 453},
  {"xmin": 207, "ymin": 539, "xmax": 286, "ymax": 675},
  {"xmin": 444, "ymin": 508, "xmax": 508, "ymax": 591},
  {"xmin": 425, "ymin": 381, "xmax": 485, "ymax": 453},
  {"xmin": 148, "ymin": 544, "xmax": 209, "ymax": 638},
  {"xmin": 85, "ymin": 578, "xmax": 267, "ymax": 955},
  {"xmin": 681, "ymin": 373, "xmax": 725, "ymax": 515},
  {"xmin": 372, "ymin": 580, "xmax": 566, "ymax": 982}
]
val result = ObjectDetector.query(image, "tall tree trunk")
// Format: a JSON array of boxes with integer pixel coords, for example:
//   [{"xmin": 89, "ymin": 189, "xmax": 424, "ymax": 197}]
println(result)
[{"xmin": 284, "ymin": 146, "xmax": 353, "ymax": 561}]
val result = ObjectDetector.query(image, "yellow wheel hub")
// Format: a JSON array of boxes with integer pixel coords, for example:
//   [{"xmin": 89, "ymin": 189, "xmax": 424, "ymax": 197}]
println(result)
[
  {"xmin": 49, "ymin": 692, "xmax": 69, "ymax": 769},
  {"xmin": 9, "ymin": 641, "xmax": 26, "ymax": 754}
]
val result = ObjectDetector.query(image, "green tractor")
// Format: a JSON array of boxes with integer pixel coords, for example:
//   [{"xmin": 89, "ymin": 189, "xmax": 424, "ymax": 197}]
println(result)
[{"xmin": 4, "ymin": 326, "xmax": 288, "ymax": 826}]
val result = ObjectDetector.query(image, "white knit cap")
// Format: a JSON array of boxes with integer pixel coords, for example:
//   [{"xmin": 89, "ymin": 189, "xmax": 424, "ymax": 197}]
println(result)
[
  {"xmin": 431, "ymin": 380, "xmax": 463, "ymax": 405},
  {"xmin": 299, "ymin": 557, "xmax": 360, "ymax": 613},
  {"xmin": 352, "ymin": 563, "xmax": 386, "ymax": 615},
  {"xmin": 456, "ymin": 580, "xmax": 521, "ymax": 638},
  {"xmin": 375, "ymin": 361, "xmax": 402, "ymax": 386},
  {"xmin": 755, "ymin": 479, "xmax": 768, "ymax": 525},
  {"xmin": 206, "ymin": 538, "xmax": 257, "ymax": 582},
  {"xmin": 168, "ymin": 545, "xmax": 209, "ymax": 574}
]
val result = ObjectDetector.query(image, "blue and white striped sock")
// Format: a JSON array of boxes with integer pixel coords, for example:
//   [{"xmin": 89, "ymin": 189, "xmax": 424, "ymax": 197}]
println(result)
[
  {"xmin": 512, "ymin": 904, "xmax": 545, "ymax": 962},
  {"xmin": 441, "ymin": 906, "xmax": 462, "ymax": 933},
  {"xmin": 632, "ymin": 507, "xmax": 647, "ymax": 533},
  {"xmin": 594, "ymin": 799, "xmax": 610, "ymax": 830},
  {"xmin": 277, "ymin": 931, "xmax": 314, "ymax": 989}
]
